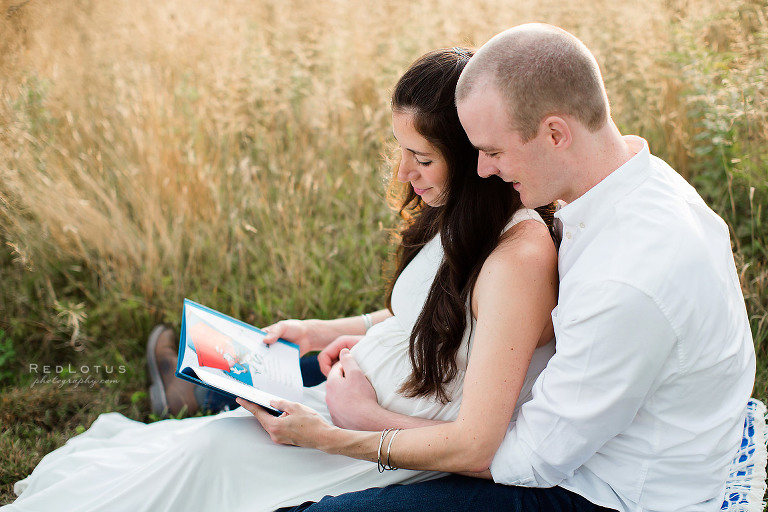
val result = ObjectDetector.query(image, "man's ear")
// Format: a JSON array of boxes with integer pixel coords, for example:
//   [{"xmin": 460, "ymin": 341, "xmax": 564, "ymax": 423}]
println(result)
[{"xmin": 542, "ymin": 116, "xmax": 571, "ymax": 149}]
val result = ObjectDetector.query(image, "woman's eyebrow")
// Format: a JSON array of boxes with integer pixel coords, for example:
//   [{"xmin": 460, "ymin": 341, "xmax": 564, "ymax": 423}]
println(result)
[
  {"xmin": 407, "ymin": 148, "xmax": 432, "ymax": 157},
  {"xmin": 392, "ymin": 130, "xmax": 433, "ymax": 156}
]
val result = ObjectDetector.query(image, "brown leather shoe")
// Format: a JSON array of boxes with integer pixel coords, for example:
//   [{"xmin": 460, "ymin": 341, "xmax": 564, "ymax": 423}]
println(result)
[{"xmin": 147, "ymin": 325, "xmax": 199, "ymax": 417}]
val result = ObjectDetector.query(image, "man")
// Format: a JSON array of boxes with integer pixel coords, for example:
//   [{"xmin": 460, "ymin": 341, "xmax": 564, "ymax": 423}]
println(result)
[{"xmin": 274, "ymin": 23, "xmax": 756, "ymax": 511}]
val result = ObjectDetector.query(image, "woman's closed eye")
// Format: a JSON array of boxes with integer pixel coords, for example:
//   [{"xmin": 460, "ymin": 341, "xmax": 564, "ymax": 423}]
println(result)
[{"xmin": 415, "ymin": 157, "xmax": 433, "ymax": 166}]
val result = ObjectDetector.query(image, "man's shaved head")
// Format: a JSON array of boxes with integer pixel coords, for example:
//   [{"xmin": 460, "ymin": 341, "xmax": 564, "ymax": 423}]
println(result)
[{"xmin": 456, "ymin": 23, "xmax": 610, "ymax": 142}]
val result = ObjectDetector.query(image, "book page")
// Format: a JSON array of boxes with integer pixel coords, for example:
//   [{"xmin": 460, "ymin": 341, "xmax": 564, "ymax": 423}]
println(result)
[{"xmin": 194, "ymin": 367, "xmax": 292, "ymax": 409}]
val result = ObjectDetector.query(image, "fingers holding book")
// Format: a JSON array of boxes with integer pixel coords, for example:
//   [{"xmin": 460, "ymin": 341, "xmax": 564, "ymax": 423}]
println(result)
[{"xmin": 237, "ymin": 397, "xmax": 333, "ymax": 449}]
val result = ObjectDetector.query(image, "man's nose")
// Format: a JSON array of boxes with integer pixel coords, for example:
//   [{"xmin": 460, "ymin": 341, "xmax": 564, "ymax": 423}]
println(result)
[{"xmin": 477, "ymin": 154, "xmax": 497, "ymax": 178}]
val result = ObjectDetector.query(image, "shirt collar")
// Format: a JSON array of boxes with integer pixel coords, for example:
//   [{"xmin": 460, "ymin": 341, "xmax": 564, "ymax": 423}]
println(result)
[{"xmin": 555, "ymin": 135, "xmax": 650, "ymax": 229}]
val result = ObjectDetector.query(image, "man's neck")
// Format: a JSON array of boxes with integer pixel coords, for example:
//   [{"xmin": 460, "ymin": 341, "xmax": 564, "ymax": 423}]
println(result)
[{"xmin": 566, "ymin": 120, "xmax": 635, "ymax": 203}]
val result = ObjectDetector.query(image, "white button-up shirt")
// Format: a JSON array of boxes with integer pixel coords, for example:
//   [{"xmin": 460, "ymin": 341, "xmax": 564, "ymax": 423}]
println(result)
[{"xmin": 490, "ymin": 136, "xmax": 756, "ymax": 511}]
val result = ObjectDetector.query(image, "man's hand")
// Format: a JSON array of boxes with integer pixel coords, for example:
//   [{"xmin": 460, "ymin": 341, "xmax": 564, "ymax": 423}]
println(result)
[
  {"xmin": 317, "ymin": 335, "xmax": 363, "ymax": 376},
  {"xmin": 236, "ymin": 397, "xmax": 334, "ymax": 448},
  {"xmin": 325, "ymin": 348, "xmax": 381, "ymax": 430}
]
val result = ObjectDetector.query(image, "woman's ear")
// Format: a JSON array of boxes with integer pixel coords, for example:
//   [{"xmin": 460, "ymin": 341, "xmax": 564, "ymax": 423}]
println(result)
[{"xmin": 542, "ymin": 116, "xmax": 571, "ymax": 149}]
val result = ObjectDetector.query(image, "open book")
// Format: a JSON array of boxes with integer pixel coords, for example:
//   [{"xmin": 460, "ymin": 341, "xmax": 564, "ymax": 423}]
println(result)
[{"xmin": 176, "ymin": 299, "xmax": 303, "ymax": 416}]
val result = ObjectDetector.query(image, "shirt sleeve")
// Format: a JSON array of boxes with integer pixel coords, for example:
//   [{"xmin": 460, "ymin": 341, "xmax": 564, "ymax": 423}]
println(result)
[{"xmin": 490, "ymin": 280, "xmax": 678, "ymax": 486}]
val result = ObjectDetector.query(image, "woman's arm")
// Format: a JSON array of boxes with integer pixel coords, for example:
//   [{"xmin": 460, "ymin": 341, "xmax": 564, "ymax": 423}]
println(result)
[
  {"xmin": 262, "ymin": 309, "xmax": 392, "ymax": 355},
  {"xmin": 321, "ymin": 221, "xmax": 556, "ymax": 432},
  {"xmin": 242, "ymin": 220, "xmax": 557, "ymax": 473}
]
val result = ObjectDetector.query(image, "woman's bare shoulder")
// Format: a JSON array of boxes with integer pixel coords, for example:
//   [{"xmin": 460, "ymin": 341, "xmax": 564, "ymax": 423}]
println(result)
[
  {"xmin": 471, "ymin": 217, "xmax": 558, "ymax": 341},
  {"xmin": 487, "ymin": 218, "xmax": 557, "ymax": 271}
]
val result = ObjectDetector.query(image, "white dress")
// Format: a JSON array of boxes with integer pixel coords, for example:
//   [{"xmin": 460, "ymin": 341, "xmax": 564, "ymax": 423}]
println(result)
[{"xmin": 4, "ymin": 209, "xmax": 555, "ymax": 512}]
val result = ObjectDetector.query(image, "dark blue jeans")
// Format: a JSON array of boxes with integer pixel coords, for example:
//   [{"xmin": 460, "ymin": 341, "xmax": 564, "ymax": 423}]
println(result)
[
  {"xmin": 276, "ymin": 474, "xmax": 616, "ymax": 512},
  {"xmin": 196, "ymin": 355, "xmax": 327, "ymax": 412}
]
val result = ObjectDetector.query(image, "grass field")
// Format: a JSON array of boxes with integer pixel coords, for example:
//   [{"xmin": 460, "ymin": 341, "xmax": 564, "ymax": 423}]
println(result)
[{"xmin": 1, "ymin": 0, "xmax": 767, "ymax": 504}]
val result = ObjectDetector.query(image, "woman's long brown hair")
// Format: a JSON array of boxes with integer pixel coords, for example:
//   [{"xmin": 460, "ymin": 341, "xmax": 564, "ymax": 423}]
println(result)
[{"xmin": 385, "ymin": 48, "xmax": 530, "ymax": 403}]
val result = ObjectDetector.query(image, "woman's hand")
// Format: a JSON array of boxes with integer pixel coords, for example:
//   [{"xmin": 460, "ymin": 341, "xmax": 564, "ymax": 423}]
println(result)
[
  {"xmin": 262, "ymin": 310, "xmax": 390, "ymax": 357},
  {"xmin": 236, "ymin": 397, "xmax": 334, "ymax": 448},
  {"xmin": 317, "ymin": 335, "xmax": 363, "ymax": 376},
  {"xmin": 262, "ymin": 319, "xmax": 321, "ymax": 356},
  {"xmin": 324, "ymin": 349, "xmax": 381, "ymax": 430}
]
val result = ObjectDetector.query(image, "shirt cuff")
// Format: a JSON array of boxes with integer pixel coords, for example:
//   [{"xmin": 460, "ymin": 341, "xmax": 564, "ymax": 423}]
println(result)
[{"xmin": 489, "ymin": 426, "xmax": 539, "ymax": 486}]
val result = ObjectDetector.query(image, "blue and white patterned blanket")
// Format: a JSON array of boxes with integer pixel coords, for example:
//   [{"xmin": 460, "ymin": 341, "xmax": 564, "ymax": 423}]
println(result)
[{"xmin": 721, "ymin": 398, "xmax": 767, "ymax": 511}]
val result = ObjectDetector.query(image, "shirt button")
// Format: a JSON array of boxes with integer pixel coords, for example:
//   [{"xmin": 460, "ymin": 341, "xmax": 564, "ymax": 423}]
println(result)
[
  {"xmin": 565, "ymin": 232, "xmax": 572, "ymax": 239},
  {"xmin": 579, "ymin": 222, "xmax": 585, "ymax": 229}
]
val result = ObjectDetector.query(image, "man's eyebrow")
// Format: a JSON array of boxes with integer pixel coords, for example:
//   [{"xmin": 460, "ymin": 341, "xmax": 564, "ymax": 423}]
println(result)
[{"xmin": 474, "ymin": 145, "xmax": 499, "ymax": 154}]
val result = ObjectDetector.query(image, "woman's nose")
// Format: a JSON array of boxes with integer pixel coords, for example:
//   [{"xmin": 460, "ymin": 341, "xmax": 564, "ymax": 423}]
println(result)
[{"xmin": 397, "ymin": 159, "xmax": 415, "ymax": 183}]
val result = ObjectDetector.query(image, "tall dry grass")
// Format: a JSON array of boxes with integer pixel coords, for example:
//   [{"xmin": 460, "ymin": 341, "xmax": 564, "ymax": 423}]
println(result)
[
  {"xmin": 0, "ymin": 0, "xmax": 676, "ymax": 344},
  {"xmin": 0, "ymin": 0, "xmax": 766, "ymax": 502}
]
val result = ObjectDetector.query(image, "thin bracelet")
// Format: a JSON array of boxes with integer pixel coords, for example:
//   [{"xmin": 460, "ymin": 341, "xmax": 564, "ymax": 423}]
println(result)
[
  {"xmin": 378, "ymin": 428, "xmax": 396, "ymax": 473},
  {"xmin": 384, "ymin": 428, "xmax": 401, "ymax": 471},
  {"xmin": 361, "ymin": 313, "xmax": 373, "ymax": 332}
]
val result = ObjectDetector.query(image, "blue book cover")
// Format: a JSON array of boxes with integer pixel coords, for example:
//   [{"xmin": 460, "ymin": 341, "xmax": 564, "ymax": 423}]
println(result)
[{"xmin": 176, "ymin": 299, "xmax": 302, "ymax": 415}]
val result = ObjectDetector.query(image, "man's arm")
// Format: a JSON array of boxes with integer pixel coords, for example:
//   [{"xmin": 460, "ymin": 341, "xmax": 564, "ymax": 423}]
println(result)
[{"xmin": 490, "ymin": 281, "xmax": 677, "ymax": 486}]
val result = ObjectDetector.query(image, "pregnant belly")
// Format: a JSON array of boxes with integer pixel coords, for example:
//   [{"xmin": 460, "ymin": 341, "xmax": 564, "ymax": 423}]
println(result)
[
  {"xmin": 350, "ymin": 318, "xmax": 411, "ymax": 402},
  {"xmin": 350, "ymin": 317, "xmax": 463, "ymax": 421}
]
